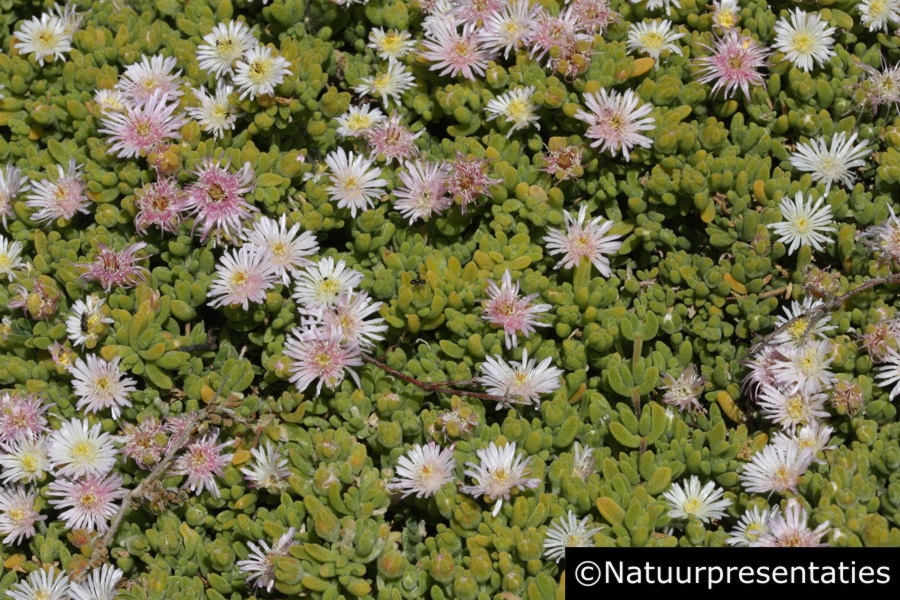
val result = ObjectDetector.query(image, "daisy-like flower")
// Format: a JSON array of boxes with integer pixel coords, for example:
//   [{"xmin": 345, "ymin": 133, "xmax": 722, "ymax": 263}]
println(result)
[
  {"xmin": 788, "ymin": 132, "xmax": 872, "ymax": 194},
  {"xmin": 0, "ymin": 392, "xmax": 49, "ymax": 445},
  {"xmin": 476, "ymin": 349, "xmax": 563, "ymax": 409},
  {"xmin": 335, "ymin": 104, "xmax": 385, "ymax": 139},
  {"xmin": 543, "ymin": 206, "xmax": 623, "ymax": 276},
  {"xmin": 660, "ymin": 364, "xmax": 706, "ymax": 414},
  {"xmin": 134, "ymin": 177, "xmax": 188, "ymax": 234},
  {"xmin": 0, "ymin": 485, "xmax": 45, "ymax": 545},
  {"xmin": 0, "ymin": 437, "xmax": 51, "ymax": 484},
  {"xmin": 240, "ymin": 440, "xmax": 291, "ymax": 493},
  {"xmin": 324, "ymin": 148, "xmax": 388, "ymax": 217},
  {"xmin": 284, "ymin": 325, "xmax": 364, "ymax": 394},
  {"xmin": 173, "ymin": 430, "xmax": 234, "ymax": 498},
  {"xmin": 771, "ymin": 296, "xmax": 836, "ymax": 347},
  {"xmin": 65, "ymin": 296, "xmax": 113, "ymax": 348},
  {"xmin": 449, "ymin": 0, "xmax": 505, "ymax": 24},
  {"xmin": 393, "ymin": 160, "xmax": 452, "ymax": 223},
  {"xmin": 237, "ymin": 528, "xmax": 298, "ymax": 592},
  {"xmin": 354, "ymin": 61, "xmax": 417, "ymax": 106},
  {"xmin": 627, "ymin": 20, "xmax": 684, "ymax": 66},
  {"xmin": 740, "ymin": 441, "xmax": 814, "ymax": 495},
  {"xmin": 481, "ymin": 0, "xmax": 539, "ymax": 59},
  {"xmin": 772, "ymin": 338, "xmax": 836, "ymax": 395},
  {"xmin": 117, "ymin": 54, "xmax": 184, "ymax": 107},
  {"xmin": 446, "ymin": 152, "xmax": 501, "ymax": 214},
  {"xmin": 14, "ymin": 13, "xmax": 72, "ymax": 66},
  {"xmin": 243, "ymin": 214, "xmax": 319, "ymax": 284},
  {"xmin": 485, "ymin": 86, "xmax": 540, "ymax": 138},
  {"xmin": 99, "ymin": 91, "xmax": 185, "ymax": 159},
  {"xmin": 234, "ymin": 45, "xmax": 293, "ymax": 100},
  {"xmin": 6, "ymin": 568, "xmax": 70, "ymax": 600},
  {"xmin": 316, "ymin": 290, "xmax": 387, "ymax": 349},
  {"xmin": 420, "ymin": 18, "xmax": 492, "ymax": 81},
  {"xmin": 25, "ymin": 159, "xmax": 90, "ymax": 224},
  {"xmin": 48, "ymin": 473, "xmax": 126, "ymax": 533},
  {"xmin": 572, "ymin": 442, "xmax": 596, "ymax": 479},
  {"xmin": 875, "ymin": 346, "xmax": 900, "ymax": 400},
  {"xmin": 0, "ymin": 165, "xmax": 29, "ymax": 229},
  {"xmin": 367, "ymin": 28, "xmax": 417, "ymax": 61},
  {"xmin": 69, "ymin": 564, "xmax": 123, "ymax": 600},
  {"xmin": 752, "ymin": 499, "xmax": 830, "ymax": 547},
  {"xmin": 77, "ymin": 242, "xmax": 150, "ymax": 292},
  {"xmin": 693, "ymin": 28, "xmax": 770, "ymax": 100},
  {"xmin": 542, "ymin": 511, "xmax": 601, "ymax": 563},
  {"xmin": 208, "ymin": 246, "xmax": 278, "ymax": 310},
  {"xmin": 631, "ymin": 0, "xmax": 681, "ymax": 15},
  {"xmin": 118, "ymin": 416, "xmax": 167, "ymax": 469},
  {"xmin": 185, "ymin": 159, "xmax": 258, "ymax": 243},
  {"xmin": 757, "ymin": 385, "xmax": 830, "ymax": 430},
  {"xmin": 481, "ymin": 270, "xmax": 552, "ymax": 349},
  {"xmin": 727, "ymin": 505, "xmax": 779, "ymax": 546},
  {"xmin": 767, "ymin": 192, "xmax": 836, "ymax": 255},
  {"xmin": 711, "ymin": 0, "xmax": 740, "ymax": 31},
  {"xmin": 196, "ymin": 20, "xmax": 258, "ymax": 79},
  {"xmin": 461, "ymin": 441, "xmax": 541, "ymax": 516},
  {"xmin": 773, "ymin": 9, "xmax": 836, "ymax": 72},
  {"xmin": 48, "ymin": 418, "xmax": 117, "ymax": 478},
  {"xmin": 663, "ymin": 476, "xmax": 732, "ymax": 523},
  {"xmin": 861, "ymin": 205, "xmax": 900, "ymax": 268},
  {"xmin": 293, "ymin": 257, "xmax": 364, "ymax": 314},
  {"xmin": 388, "ymin": 441, "xmax": 457, "ymax": 498},
  {"xmin": 858, "ymin": 315, "xmax": 900, "ymax": 362},
  {"xmin": 186, "ymin": 84, "xmax": 238, "ymax": 139},
  {"xmin": 0, "ymin": 235, "xmax": 24, "ymax": 281},
  {"xmin": 529, "ymin": 8, "xmax": 593, "ymax": 66},
  {"xmin": 773, "ymin": 421, "xmax": 835, "ymax": 462},
  {"xmin": 364, "ymin": 113, "xmax": 424, "ymax": 164},
  {"xmin": 859, "ymin": 0, "xmax": 900, "ymax": 32},
  {"xmin": 69, "ymin": 354, "xmax": 138, "ymax": 419},
  {"xmin": 574, "ymin": 89, "xmax": 656, "ymax": 161}
]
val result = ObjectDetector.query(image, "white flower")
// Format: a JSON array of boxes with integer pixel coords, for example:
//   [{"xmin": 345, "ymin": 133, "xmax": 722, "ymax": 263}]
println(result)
[
  {"xmin": 757, "ymin": 384, "xmax": 829, "ymax": 431},
  {"xmin": 788, "ymin": 132, "xmax": 872, "ymax": 194},
  {"xmin": 542, "ymin": 511, "xmax": 601, "ymax": 562},
  {"xmin": 0, "ymin": 437, "xmax": 51, "ymax": 484},
  {"xmin": 0, "ymin": 165, "xmax": 30, "ymax": 229},
  {"xmin": 481, "ymin": 0, "xmax": 538, "ymax": 59},
  {"xmin": 354, "ymin": 61, "xmax": 416, "ymax": 106},
  {"xmin": 875, "ymin": 346, "xmax": 900, "ymax": 400},
  {"xmin": 94, "ymin": 89, "xmax": 126, "ymax": 112},
  {"xmin": 660, "ymin": 364, "xmax": 706, "ymax": 414},
  {"xmin": 0, "ymin": 235, "xmax": 24, "ymax": 281},
  {"xmin": 543, "ymin": 205, "xmax": 623, "ymax": 276},
  {"xmin": 662, "ymin": 475, "xmax": 731, "ymax": 523},
  {"xmin": 773, "ymin": 9, "xmax": 836, "ymax": 72},
  {"xmin": 367, "ymin": 28, "xmax": 417, "ymax": 61},
  {"xmin": 0, "ymin": 484, "xmax": 45, "ymax": 544},
  {"xmin": 312, "ymin": 289, "xmax": 387, "ymax": 349},
  {"xmin": 69, "ymin": 354, "xmax": 138, "ymax": 419},
  {"xmin": 69, "ymin": 564, "xmax": 123, "ymax": 600},
  {"xmin": 740, "ymin": 441, "xmax": 814, "ymax": 495},
  {"xmin": 237, "ymin": 528, "xmax": 297, "ymax": 592},
  {"xmin": 727, "ymin": 505, "xmax": 779, "ymax": 546},
  {"xmin": 626, "ymin": 20, "xmax": 684, "ymax": 66},
  {"xmin": 461, "ymin": 441, "xmax": 540, "ymax": 516},
  {"xmin": 197, "ymin": 20, "xmax": 258, "ymax": 79},
  {"xmin": 15, "ymin": 14, "xmax": 72, "ymax": 66},
  {"xmin": 711, "ymin": 0, "xmax": 740, "ymax": 31},
  {"xmin": 392, "ymin": 160, "xmax": 452, "ymax": 224},
  {"xmin": 771, "ymin": 296, "xmax": 835, "ymax": 347},
  {"xmin": 476, "ymin": 349, "xmax": 563, "ymax": 409},
  {"xmin": 630, "ymin": 0, "xmax": 681, "ymax": 15},
  {"xmin": 574, "ymin": 89, "xmax": 655, "ymax": 161},
  {"xmin": 186, "ymin": 84, "xmax": 239, "ymax": 139},
  {"xmin": 25, "ymin": 159, "xmax": 90, "ymax": 225},
  {"xmin": 292, "ymin": 256, "xmax": 364, "ymax": 314},
  {"xmin": 240, "ymin": 441, "xmax": 291, "ymax": 493},
  {"xmin": 772, "ymin": 338, "xmax": 836, "ymax": 395},
  {"xmin": 6, "ymin": 568, "xmax": 70, "ymax": 600},
  {"xmin": 66, "ymin": 296, "xmax": 113, "ymax": 348},
  {"xmin": 388, "ymin": 442, "xmax": 457, "ymax": 498},
  {"xmin": 117, "ymin": 54, "xmax": 184, "ymax": 107},
  {"xmin": 751, "ymin": 499, "xmax": 830, "ymax": 547},
  {"xmin": 243, "ymin": 214, "xmax": 319, "ymax": 285},
  {"xmin": 859, "ymin": 0, "xmax": 900, "ymax": 32},
  {"xmin": 234, "ymin": 45, "xmax": 292, "ymax": 100},
  {"xmin": 485, "ymin": 86, "xmax": 540, "ymax": 138},
  {"xmin": 324, "ymin": 148, "xmax": 388, "ymax": 217},
  {"xmin": 772, "ymin": 421, "xmax": 835, "ymax": 462},
  {"xmin": 48, "ymin": 418, "xmax": 118, "ymax": 478},
  {"xmin": 207, "ymin": 246, "xmax": 279, "ymax": 311},
  {"xmin": 766, "ymin": 192, "xmax": 836, "ymax": 255},
  {"xmin": 335, "ymin": 104, "xmax": 385, "ymax": 138},
  {"xmin": 572, "ymin": 442, "xmax": 596, "ymax": 479}
]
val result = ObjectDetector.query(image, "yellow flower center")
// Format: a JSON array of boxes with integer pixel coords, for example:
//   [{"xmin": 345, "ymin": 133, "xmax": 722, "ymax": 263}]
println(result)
[
  {"xmin": 716, "ymin": 10, "xmax": 736, "ymax": 29},
  {"xmin": 786, "ymin": 396, "xmax": 806, "ymax": 420},
  {"xmin": 683, "ymin": 498, "xmax": 702, "ymax": 515},
  {"xmin": 231, "ymin": 271, "xmax": 248, "ymax": 286},
  {"xmin": 347, "ymin": 113, "xmax": 373, "ymax": 131},
  {"xmin": 792, "ymin": 33, "xmax": 814, "ymax": 54},
  {"xmin": 315, "ymin": 352, "xmax": 332, "ymax": 367},
  {"xmin": 380, "ymin": 34, "xmax": 404, "ymax": 55},
  {"xmin": 72, "ymin": 440, "xmax": 96, "ymax": 462},
  {"xmin": 640, "ymin": 31, "xmax": 666, "ymax": 51},
  {"xmin": 248, "ymin": 59, "xmax": 273, "ymax": 84}
]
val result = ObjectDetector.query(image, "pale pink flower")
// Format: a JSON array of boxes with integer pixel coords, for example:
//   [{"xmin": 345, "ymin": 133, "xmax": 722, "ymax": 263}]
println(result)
[
  {"xmin": 660, "ymin": 364, "xmax": 706, "ymax": 414},
  {"xmin": 543, "ymin": 205, "xmax": 623, "ymax": 276},
  {"xmin": 570, "ymin": 0, "xmax": 617, "ymax": 34},
  {"xmin": 447, "ymin": 152, "xmax": 501, "ymax": 214},
  {"xmin": 284, "ymin": 326, "xmax": 364, "ymax": 394},
  {"xmin": 26, "ymin": 159, "xmax": 90, "ymax": 224},
  {"xmin": 450, "ymin": 0, "xmax": 505, "ymax": 24},
  {"xmin": 0, "ymin": 392, "xmax": 49, "ymax": 445},
  {"xmin": 364, "ymin": 113, "xmax": 423, "ymax": 164},
  {"xmin": 314, "ymin": 289, "xmax": 387, "ymax": 349},
  {"xmin": 185, "ymin": 159, "xmax": 257, "ymax": 243},
  {"xmin": 237, "ymin": 528, "xmax": 298, "ymax": 592},
  {"xmin": 134, "ymin": 177, "xmax": 188, "ymax": 234},
  {"xmin": 117, "ymin": 54, "xmax": 184, "ymax": 107},
  {"xmin": 529, "ymin": 8, "xmax": 592, "ymax": 65},
  {"xmin": 481, "ymin": 270, "xmax": 552, "ymax": 349},
  {"xmin": 207, "ymin": 246, "xmax": 278, "ymax": 310},
  {"xmin": 0, "ymin": 165, "xmax": 29, "ymax": 229},
  {"xmin": 77, "ymin": 242, "xmax": 149, "ymax": 291},
  {"xmin": 48, "ymin": 473, "xmax": 126, "ymax": 532},
  {"xmin": 420, "ymin": 18, "xmax": 492, "ymax": 81},
  {"xmin": 242, "ymin": 214, "xmax": 319, "ymax": 285},
  {"xmin": 393, "ymin": 160, "xmax": 452, "ymax": 223},
  {"xmin": 752, "ymin": 499, "xmax": 830, "ymax": 547},
  {"xmin": 172, "ymin": 430, "xmax": 233, "ymax": 498},
  {"xmin": 389, "ymin": 442, "xmax": 457, "ymax": 498},
  {"xmin": 694, "ymin": 29, "xmax": 770, "ymax": 100},
  {"xmin": 461, "ymin": 441, "xmax": 540, "ymax": 516},
  {"xmin": 98, "ymin": 91, "xmax": 185, "ymax": 159},
  {"xmin": 118, "ymin": 416, "xmax": 167, "ymax": 469},
  {"xmin": 0, "ymin": 485, "xmax": 45, "ymax": 544},
  {"xmin": 574, "ymin": 89, "xmax": 656, "ymax": 161}
]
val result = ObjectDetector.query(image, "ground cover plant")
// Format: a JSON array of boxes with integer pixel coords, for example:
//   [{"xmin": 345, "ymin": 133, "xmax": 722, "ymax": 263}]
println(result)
[{"xmin": 1, "ymin": 0, "xmax": 900, "ymax": 598}]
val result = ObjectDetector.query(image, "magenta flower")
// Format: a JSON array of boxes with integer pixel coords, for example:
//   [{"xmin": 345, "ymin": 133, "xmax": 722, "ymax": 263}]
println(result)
[
  {"xmin": 134, "ymin": 178, "xmax": 188, "ymax": 234},
  {"xmin": 172, "ymin": 430, "xmax": 233, "ymax": 498},
  {"xmin": 48, "ymin": 473, "xmax": 127, "ymax": 532},
  {"xmin": 185, "ymin": 159, "xmax": 257, "ymax": 243},
  {"xmin": 364, "ymin": 113, "xmax": 423, "ymax": 165},
  {"xmin": 98, "ymin": 91, "xmax": 185, "ymax": 159},
  {"xmin": 694, "ymin": 29, "xmax": 770, "ymax": 100},
  {"xmin": 77, "ymin": 242, "xmax": 149, "ymax": 292},
  {"xmin": 446, "ymin": 152, "xmax": 501, "ymax": 214},
  {"xmin": 481, "ymin": 270, "xmax": 552, "ymax": 349}
]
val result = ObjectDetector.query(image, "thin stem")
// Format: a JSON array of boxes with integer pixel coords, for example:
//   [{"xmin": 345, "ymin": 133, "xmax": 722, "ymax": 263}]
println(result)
[{"xmin": 363, "ymin": 355, "xmax": 506, "ymax": 403}]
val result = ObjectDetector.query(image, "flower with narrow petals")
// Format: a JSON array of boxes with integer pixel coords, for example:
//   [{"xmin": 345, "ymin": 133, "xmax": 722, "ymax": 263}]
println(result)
[
  {"xmin": 240, "ymin": 440, "xmax": 291, "ymax": 492},
  {"xmin": 0, "ymin": 392, "xmax": 49, "ymax": 445},
  {"xmin": 485, "ymin": 86, "xmax": 540, "ymax": 137},
  {"xmin": 860, "ymin": 0, "xmax": 900, "ymax": 32},
  {"xmin": 48, "ymin": 418, "xmax": 117, "ymax": 478},
  {"xmin": 627, "ymin": 20, "xmax": 684, "ymax": 66},
  {"xmin": 15, "ymin": 14, "xmax": 72, "ymax": 66},
  {"xmin": 788, "ymin": 132, "xmax": 872, "ymax": 193},
  {"xmin": 572, "ymin": 442, "xmax": 596, "ymax": 479},
  {"xmin": 48, "ymin": 473, "xmax": 126, "ymax": 532},
  {"xmin": 420, "ymin": 18, "xmax": 492, "ymax": 81},
  {"xmin": 186, "ymin": 159, "xmax": 258, "ymax": 243},
  {"xmin": 711, "ymin": 0, "xmax": 740, "ymax": 31},
  {"xmin": 771, "ymin": 296, "xmax": 836, "ymax": 348},
  {"xmin": 6, "ymin": 568, "xmax": 69, "ymax": 600},
  {"xmin": 0, "ymin": 485, "xmax": 45, "ymax": 544},
  {"xmin": 740, "ymin": 441, "xmax": 814, "ymax": 495},
  {"xmin": 243, "ymin": 215, "xmax": 319, "ymax": 285},
  {"xmin": 26, "ymin": 159, "xmax": 90, "ymax": 224},
  {"xmin": 860, "ymin": 205, "xmax": 900, "ymax": 268},
  {"xmin": 446, "ymin": 152, "xmax": 501, "ymax": 214},
  {"xmin": 540, "ymin": 144, "xmax": 584, "ymax": 182},
  {"xmin": 630, "ymin": 0, "xmax": 681, "ymax": 15},
  {"xmin": 364, "ymin": 113, "xmax": 423, "ymax": 164},
  {"xmin": 65, "ymin": 296, "xmax": 113, "ymax": 348},
  {"xmin": 197, "ymin": 20, "xmax": 258, "ymax": 79},
  {"xmin": 569, "ymin": 0, "xmax": 618, "ymax": 35},
  {"xmin": 0, "ymin": 437, "xmax": 51, "ymax": 484},
  {"xmin": 875, "ymin": 346, "xmax": 900, "ymax": 401},
  {"xmin": 574, "ymin": 89, "xmax": 656, "ymax": 160},
  {"xmin": 663, "ymin": 476, "xmax": 732, "ymax": 523},
  {"xmin": 0, "ymin": 165, "xmax": 29, "ymax": 229},
  {"xmin": 542, "ymin": 511, "xmax": 601, "ymax": 562},
  {"xmin": 449, "ymin": 0, "xmax": 504, "ymax": 24},
  {"xmin": 529, "ymin": 8, "xmax": 593, "ymax": 67},
  {"xmin": 482, "ymin": 0, "xmax": 539, "ymax": 59},
  {"xmin": 773, "ymin": 421, "xmax": 835, "ymax": 461},
  {"xmin": 208, "ymin": 246, "xmax": 278, "ymax": 310},
  {"xmin": 292, "ymin": 257, "xmax": 364, "ymax": 314},
  {"xmin": 335, "ymin": 104, "xmax": 385, "ymax": 139},
  {"xmin": 237, "ymin": 528, "xmax": 298, "ymax": 592},
  {"xmin": 727, "ymin": 505, "xmax": 779, "ymax": 546},
  {"xmin": 481, "ymin": 270, "xmax": 552, "ymax": 349},
  {"xmin": 757, "ymin": 385, "xmax": 830, "ymax": 430},
  {"xmin": 0, "ymin": 235, "xmax": 24, "ymax": 281},
  {"xmin": 324, "ymin": 148, "xmax": 388, "ymax": 217},
  {"xmin": 772, "ymin": 339, "xmax": 836, "ymax": 395},
  {"xmin": 393, "ymin": 160, "xmax": 452, "ymax": 223},
  {"xmin": 99, "ymin": 91, "xmax": 185, "ymax": 159},
  {"xmin": 767, "ymin": 192, "xmax": 836, "ymax": 255},
  {"xmin": 367, "ymin": 28, "xmax": 416, "ymax": 61},
  {"xmin": 660, "ymin": 364, "xmax": 706, "ymax": 414},
  {"xmin": 234, "ymin": 45, "xmax": 292, "ymax": 100},
  {"xmin": 315, "ymin": 289, "xmax": 387, "ymax": 349},
  {"xmin": 94, "ymin": 89, "xmax": 126, "ymax": 112},
  {"xmin": 354, "ymin": 61, "xmax": 417, "ymax": 106},
  {"xmin": 117, "ymin": 54, "xmax": 184, "ymax": 107},
  {"xmin": 476, "ymin": 349, "xmax": 563, "ymax": 409},
  {"xmin": 461, "ymin": 442, "xmax": 540, "ymax": 516},
  {"xmin": 389, "ymin": 442, "xmax": 457, "ymax": 498},
  {"xmin": 134, "ymin": 178, "xmax": 188, "ymax": 234},
  {"xmin": 694, "ymin": 29, "xmax": 770, "ymax": 100},
  {"xmin": 69, "ymin": 354, "xmax": 138, "ymax": 419},
  {"xmin": 752, "ymin": 499, "xmax": 830, "ymax": 547},
  {"xmin": 118, "ymin": 416, "xmax": 167, "ymax": 469},
  {"xmin": 543, "ymin": 206, "xmax": 623, "ymax": 276},
  {"xmin": 69, "ymin": 564, "xmax": 123, "ymax": 600},
  {"xmin": 773, "ymin": 9, "xmax": 836, "ymax": 72},
  {"xmin": 186, "ymin": 84, "xmax": 238, "ymax": 139},
  {"xmin": 77, "ymin": 242, "xmax": 150, "ymax": 292},
  {"xmin": 284, "ymin": 326, "xmax": 364, "ymax": 394},
  {"xmin": 173, "ymin": 430, "xmax": 234, "ymax": 498}
]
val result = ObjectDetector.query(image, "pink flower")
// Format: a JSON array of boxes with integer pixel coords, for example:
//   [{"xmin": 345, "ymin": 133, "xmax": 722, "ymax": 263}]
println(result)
[
  {"xmin": 207, "ymin": 246, "xmax": 278, "ymax": 310},
  {"xmin": 284, "ymin": 326, "xmax": 364, "ymax": 394},
  {"xmin": 481, "ymin": 270, "xmax": 552, "ymax": 349},
  {"xmin": 450, "ymin": 0, "xmax": 505, "ymax": 23},
  {"xmin": 48, "ymin": 473, "xmax": 127, "ymax": 532},
  {"xmin": 574, "ymin": 89, "xmax": 656, "ymax": 161},
  {"xmin": 134, "ymin": 178, "xmax": 188, "ymax": 234},
  {"xmin": 186, "ymin": 159, "xmax": 257, "ymax": 243},
  {"xmin": 542, "ymin": 205, "xmax": 623, "ymax": 276},
  {"xmin": 420, "ymin": 18, "xmax": 492, "ymax": 81},
  {"xmin": 118, "ymin": 416, "xmax": 167, "ymax": 469},
  {"xmin": 529, "ymin": 8, "xmax": 592, "ymax": 65},
  {"xmin": 393, "ymin": 160, "xmax": 452, "ymax": 223},
  {"xmin": 0, "ymin": 485, "xmax": 45, "ymax": 544},
  {"xmin": 77, "ymin": 242, "xmax": 149, "ymax": 292},
  {"xmin": 0, "ymin": 392, "xmax": 49, "ymax": 445},
  {"xmin": 172, "ymin": 430, "xmax": 233, "ymax": 498},
  {"xmin": 364, "ymin": 113, "xmax": 423, "ymax": 165},
  {"xmin": 446, "ymin": 152, "xmax": 501, "ymax": 214},
  {"xmin": 694, "ymin": 29, "xmax": 770, "ymax": 100},
  {"xmin": 25, "ymin": 159, "xmax": 90, "ymax": 225},
  {"xmin": 570, "ymin": 0, "xmax": 617, "ymax": 34},
  {"xmin": 117, "ymin": 54, "xmax": 184, "ymax": 107},
  {"xmin": 98, "ymin": 91, "xmax": 185, "ymax": 159}
]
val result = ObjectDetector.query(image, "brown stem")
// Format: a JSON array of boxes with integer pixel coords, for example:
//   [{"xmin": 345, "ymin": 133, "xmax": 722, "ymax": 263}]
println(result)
[{"xmin": 363, "ymin": 355, "xmax": 506, "ymax": 403}]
